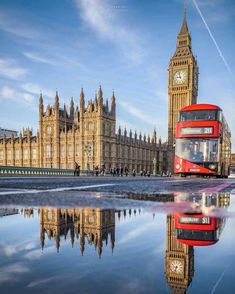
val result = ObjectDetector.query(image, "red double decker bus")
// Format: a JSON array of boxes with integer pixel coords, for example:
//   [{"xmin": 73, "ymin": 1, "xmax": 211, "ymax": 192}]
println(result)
[
  {"xmin": 175, "ymin": 213, "xmax": 225, "ymax": 246},
  {"xmin": 174, "ymin": 104, "xmax": 231, "ymax": 177}
]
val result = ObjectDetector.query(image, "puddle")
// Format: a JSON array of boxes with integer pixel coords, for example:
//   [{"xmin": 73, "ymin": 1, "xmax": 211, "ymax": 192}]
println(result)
[{"xmin": 0, "ymin": 191, "xmax": 235, "ymax": 293}]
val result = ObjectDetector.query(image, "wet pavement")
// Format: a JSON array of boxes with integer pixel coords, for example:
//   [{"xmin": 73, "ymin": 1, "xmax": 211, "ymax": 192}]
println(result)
[{"xmin": 0, "ymin": 177, "xmax": 235, "ymax": 293}]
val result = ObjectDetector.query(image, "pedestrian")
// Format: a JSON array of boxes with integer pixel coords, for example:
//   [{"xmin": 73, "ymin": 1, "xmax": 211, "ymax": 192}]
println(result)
[
  {"xmin": 74, "ymin": 162, "xmax": 78, "ymax": 176},
  {"xmin": 113, "ymin": 167, "xmax": 116, "ymax": 176},
  {"xmin": 121, "ymin": 167, "xmax": 123, "ymax": 177},
  {"xmin": 125, "ymin": 167, "xmax": 128, "ymax": 176},
  {"xmin": 132, "ymin": 169, "xmax": 136, "ymax": 177},
  {"xmin": 77, "ymin": 165, "xmax": 80, "ymax": 176},
  {"xmin": 140, "ymin": 170, "xmax": 143, "ymax": 176},
  {"xmin": 95, "ymin": 165, "xmax": 99, "ymax": 176},
  {"xmin": 147, "ymin": 171, "xmax": 150, "ymax": 177}
]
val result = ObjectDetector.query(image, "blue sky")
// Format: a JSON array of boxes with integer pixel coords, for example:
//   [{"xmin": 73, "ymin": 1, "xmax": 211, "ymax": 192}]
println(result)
[{"xmin": 0, "ymin": 0, "xmax": 234, "ymax": 150}]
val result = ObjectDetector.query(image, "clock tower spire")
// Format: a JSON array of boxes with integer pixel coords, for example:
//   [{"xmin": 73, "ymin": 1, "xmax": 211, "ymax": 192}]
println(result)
[{"xmin": 168, "ymin": 5, "xmax": 199, "ymax": 172}]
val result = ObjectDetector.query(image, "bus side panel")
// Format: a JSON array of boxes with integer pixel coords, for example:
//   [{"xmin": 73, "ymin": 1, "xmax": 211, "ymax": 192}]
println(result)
[{"xmin": 174, "ymin": 156, "xmax": 217, "ymax": 175}]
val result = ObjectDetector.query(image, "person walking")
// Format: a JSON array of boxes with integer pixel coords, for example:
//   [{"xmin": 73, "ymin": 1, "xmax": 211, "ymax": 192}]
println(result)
[
  {"xmin": 74, "ymin": 162, "xmax": 78, "ymax": 176},
  {"xmin": 125, "ymin": 167, "xmax": 128, "ymax": 176},
  {"xmin": 77, "ymin": 165, "xmax": 80, "ymax": 176}
]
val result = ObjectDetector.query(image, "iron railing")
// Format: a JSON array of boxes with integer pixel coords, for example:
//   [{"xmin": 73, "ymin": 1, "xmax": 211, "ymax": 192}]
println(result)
[{"xmin": 0, "ymin": 165, "xmax": 94, "ymax": 176}]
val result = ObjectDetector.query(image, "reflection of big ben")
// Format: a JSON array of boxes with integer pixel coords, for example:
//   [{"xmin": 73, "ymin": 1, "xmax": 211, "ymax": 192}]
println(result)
[
  {"xmin": 165, "ymin": 215, "xmax": 194, "ymax": 293},
  {"xmin": 168, "ymin": 9, "xmax": 199, "ymax": 171}
]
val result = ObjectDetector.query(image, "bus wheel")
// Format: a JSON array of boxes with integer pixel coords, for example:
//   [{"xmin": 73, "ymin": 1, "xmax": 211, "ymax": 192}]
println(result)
[{"xmin": 180, "ymin": 173, "xmax": 186, "ymax": 177}]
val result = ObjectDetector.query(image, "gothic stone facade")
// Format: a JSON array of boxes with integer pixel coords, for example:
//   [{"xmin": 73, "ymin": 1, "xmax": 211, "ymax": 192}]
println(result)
[{"xmin": 0, "ymin": 86, "xmax": 168, "ymax": 173}]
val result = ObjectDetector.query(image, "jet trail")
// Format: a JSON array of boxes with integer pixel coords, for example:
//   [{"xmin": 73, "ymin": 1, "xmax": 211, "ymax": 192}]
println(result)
[{"xmin": 192, "ymin": 0, "xmax": 233, "ymax": 77}]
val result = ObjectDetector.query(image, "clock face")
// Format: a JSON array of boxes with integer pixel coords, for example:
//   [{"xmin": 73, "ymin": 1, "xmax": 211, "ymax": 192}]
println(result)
[
  {"xmin": 174, "ymin": 70, "xmax": 187, "ymax": 85},
  {"xmin": 170, "ymin": 260, "xmax": 183, "ymax": 274}
]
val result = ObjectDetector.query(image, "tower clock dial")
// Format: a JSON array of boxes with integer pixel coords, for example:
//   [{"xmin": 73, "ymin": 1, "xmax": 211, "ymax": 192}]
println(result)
[
  {"xmin": 174, "ymin": 70, "xmax": 187, "ymax": 85},
  {"xmin": 170, "ymin": 259, "xmax": 183, "ymax": 274}
]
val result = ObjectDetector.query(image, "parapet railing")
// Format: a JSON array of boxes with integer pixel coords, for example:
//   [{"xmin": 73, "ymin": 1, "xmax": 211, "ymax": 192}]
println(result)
[{"xmin": 0, "ymin": 165, "xmax": 94, "ymax": 177}]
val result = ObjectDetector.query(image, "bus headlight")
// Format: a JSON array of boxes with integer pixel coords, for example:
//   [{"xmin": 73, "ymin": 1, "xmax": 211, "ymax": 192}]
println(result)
[
  {"xmin": 175, "ymin": 163, "xmax": 181, "ymax": 170},
  {"xmin": 209, "ymin": 164, "xmax": 216, "ymax": 170}
]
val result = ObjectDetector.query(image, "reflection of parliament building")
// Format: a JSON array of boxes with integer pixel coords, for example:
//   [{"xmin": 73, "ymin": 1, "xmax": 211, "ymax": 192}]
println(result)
[
  {"xmin": 0, "ymin": 10, "xmax": 198, "ymax": 173},
  {"xmin": 40, "ymin": 208, "xmax": 115, "ymax": 256}
]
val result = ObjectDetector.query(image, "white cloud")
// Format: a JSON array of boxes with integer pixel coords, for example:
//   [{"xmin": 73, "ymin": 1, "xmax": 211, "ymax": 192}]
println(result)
[
  {"xmin": 116, "ymin": 119, "xmax": 135, "ymax": 131},
  {"xmin": 0, "ymin": 85, "xmax": 35, "ymax": 104},
  {"xmin": 75, "ymin": 0, "xmax": 146, "ymax": 64},
  {"xmin": 23, "ymin": 52, "xmax": 56, "ymax": 65},
  {"xmin": 21, "ymin": 83, "xmax": 54, "ymax": 98},
  {"xmin": 118, "ymin": 100, "xmax": 155, "ymax": 126},
  {"xmin": 0, "ymin": 262, "xmax": 29, "ymax": 283},
  {"xmin": 0, "ymin": 10, "xmax": 41, "ymax": 40},
  {"xmin": 0, "ymin": 58, "xmax": 27, "ymax": 80},
  {"xmin": 23, "ymin": 246, "xmax": 55, "ymax": 260},
  {"xmin": 1, "ymin": 86, "xmax": 15, "ymax": 99},
  {"xmin": 27, "ymin": 276, "xmax": 61, "ymax": 288},
  {"xmin": 0, "ymin": 240, "xmax": 37, "ymax": 257}
]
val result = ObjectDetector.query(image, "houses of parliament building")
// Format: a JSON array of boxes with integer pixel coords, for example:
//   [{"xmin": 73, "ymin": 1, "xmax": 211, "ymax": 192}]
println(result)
[{"xmin": 0, "ymin": 11, "xmax": 198, "ymax": 174}]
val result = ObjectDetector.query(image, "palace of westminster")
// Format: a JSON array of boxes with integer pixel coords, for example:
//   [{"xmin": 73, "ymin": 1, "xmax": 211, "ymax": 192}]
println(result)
[{"xmin": 0, "ymin": 12, "xmax": 199, "ymax": 173}]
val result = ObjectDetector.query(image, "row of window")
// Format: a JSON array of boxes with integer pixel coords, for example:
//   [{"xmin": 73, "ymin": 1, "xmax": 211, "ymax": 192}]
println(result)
[{"xmin": 0, "ymin": 149, "xmax": 37, "ymax": 160}]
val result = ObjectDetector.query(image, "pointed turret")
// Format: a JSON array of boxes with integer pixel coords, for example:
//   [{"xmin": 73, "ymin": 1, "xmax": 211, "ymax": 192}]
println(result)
[
  {"xmin": 80, "ymin": 88, "xmax": 85, "ymax": 111},
  {"xmin": 118, "ymin": 126, "xmax": 121, "ymax": 136},
  {"xmin": 63, "ymin": 103, "xmax": 67, "ymax": 120},
  {"xmin": 111, "ymin": 90, "xmax": 116, "ymax": 115},
  {"xmin": 105, "ymin": 99, "xmax": 109, "ymax": 112},
  {"xmin": 54, "ymin": 91, "xmax": 59, "ymax": 110},
  {"xmin": 177, "ymin": 6, "xmax": 191, "ymax": 48},
  {"xmin": 70, "ymin": 97, "xmax": 74, "ymax": 120},
  {"xmin": 152, "ymin": 128, "xmax": 157, "ymax": 144},
  {"xmin": 98, "ymin": 85, "xmax": 103, "ymax": 100},
  {"xmin": 39, "ymin": 92, "xmax": 44, "ymax": 115},
  {"xmin": 98, "ymin": 85, "xmax": 103, "ymax": 110},
  {"xmin": 179, "ymin": 8, "xmax": 189, "ymax": 36}
]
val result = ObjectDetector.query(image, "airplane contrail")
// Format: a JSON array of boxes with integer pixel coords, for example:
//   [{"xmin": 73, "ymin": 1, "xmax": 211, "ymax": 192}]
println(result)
[{"xmin": 192, "ymin": 0, "xmax": 233, "ymax": 77}]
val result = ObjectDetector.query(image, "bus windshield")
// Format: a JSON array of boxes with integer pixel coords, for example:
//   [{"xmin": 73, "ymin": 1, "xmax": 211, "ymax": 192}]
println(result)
[
  {"xmin": 175, "ymin": 138, "xmax": 218, "ymax": 162},
  {"xmin": 179, "ymin": 110, "xmax": 217, "ymax": 122},
  {"xmin": 176, "ymin": 229, "xmax": 217, "ymax": 241}
]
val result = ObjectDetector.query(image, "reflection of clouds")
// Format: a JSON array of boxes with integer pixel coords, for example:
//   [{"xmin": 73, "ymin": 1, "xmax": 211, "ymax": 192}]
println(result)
[
  {"xmin": 0, "ymin": 240, "xmax": 37, "ymax": 257},
  {"xmin": 27, "ymin": 276, "xmax": 61, "ymax": 288},
  {"xmin": 119, "ymin": 279, "xmax": 145, "ymax": 294},
  {"xmin": 118, "ymin": 222, "xmax": 155, "ymax": 245},
  {"xmin": 152, "ymin": 242, "xmax": 165, "ymax": 256},
  {"xmin": 0, "ymin": 262, "xmax": 29, "ymax": 283},
  {"xmin": 23, "ymin": 246, "xmax": 55, "ymax": 260}
]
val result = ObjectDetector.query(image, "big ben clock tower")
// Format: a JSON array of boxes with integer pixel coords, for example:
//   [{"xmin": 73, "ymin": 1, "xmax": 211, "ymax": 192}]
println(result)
[{"xmin": 168, "ymin": 9, "xmax": 199, "ymax": 171}]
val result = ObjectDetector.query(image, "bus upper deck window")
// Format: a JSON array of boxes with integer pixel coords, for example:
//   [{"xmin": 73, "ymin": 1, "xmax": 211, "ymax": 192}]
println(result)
[{"xmin": 218, "ymin": 111, "xmax": 222, "ymax": 122}]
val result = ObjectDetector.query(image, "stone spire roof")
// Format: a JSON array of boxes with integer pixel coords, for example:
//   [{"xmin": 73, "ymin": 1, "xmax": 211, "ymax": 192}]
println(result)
[{"xmin": 179, "ymin": 11, "xmax": 189, "ymax": 36}]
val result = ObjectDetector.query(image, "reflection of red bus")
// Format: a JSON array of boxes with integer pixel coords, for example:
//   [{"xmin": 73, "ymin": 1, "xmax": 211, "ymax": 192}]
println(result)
[
  {"xmin": 174, "ymin": 104, "xmax": 231, "ymax": 177},
  {"xmin": 175, "ymin": 213, "xmax": 225, "ymax": 246}
]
